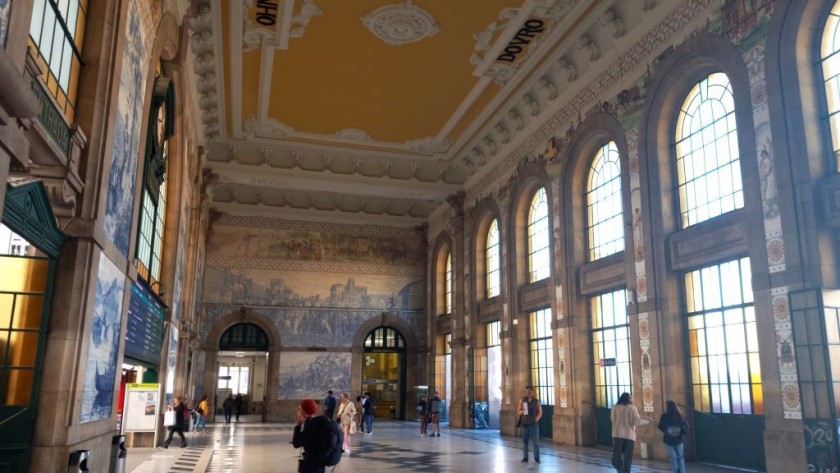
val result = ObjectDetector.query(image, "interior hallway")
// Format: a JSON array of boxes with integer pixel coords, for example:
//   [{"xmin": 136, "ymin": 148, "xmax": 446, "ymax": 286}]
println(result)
[{"xmin": 127, "ymin": 421, "xmax": 735, "ymax": 473}]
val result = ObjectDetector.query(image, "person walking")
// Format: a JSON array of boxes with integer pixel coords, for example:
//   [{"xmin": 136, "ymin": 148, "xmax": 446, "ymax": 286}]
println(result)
[
  {"xmin": 517, "ymin": 386, "xmax": 541, "ymax": 462},
  {"xmin": 323, "ymin": 390, "xmax": 337, "ymax": 419},
  {"xmin": 336, "ymin": 393, "xmax": 357, "ymax": 455},
  {"xmin": 429, "ymin": 392, "xmax": 442, "ymax": 437},
  {"xmin": 195, "ymin": 395, "xmax": 209, "ymax": 432},
  {"xmin": 234, "ymin": 394, "xmax": 244, "ymax": 422},
  {"xmin": 417, "ymin": 395, "xmax": 429, "ymax": 437},
  {"xmin": 223, "ymin": 394, "xmax": 234, "ymax": 424},
  {"xmin": 293, "ymin": 399, "xmax": 328, "ymax": 473},
  {"xmin": 611, "ymin": 392, "xmax": 648, "ymax": 473},
  {"xmin": 355, "ymin": 396, "xmax": 365, "ymax": 434},
  {"xmin": 162, "ymin": 396, "xmax": 188, "ymax": 448},
  {"xmin": 362, "ymin": 392, "xmax": 375, "ymax": 435},
  {"xmin": 658, "ymin": 400, "xmax": 689, "ymax": 473}
]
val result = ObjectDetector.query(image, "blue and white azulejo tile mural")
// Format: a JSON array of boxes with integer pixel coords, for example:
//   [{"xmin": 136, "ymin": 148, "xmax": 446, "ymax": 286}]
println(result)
[{"xmin": 0, "ymin": 0, "xmax": 11, "ymax": 46}]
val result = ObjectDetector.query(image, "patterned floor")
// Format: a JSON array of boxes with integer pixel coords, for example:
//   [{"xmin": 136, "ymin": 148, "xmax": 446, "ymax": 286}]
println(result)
[{"xmin": 129, "ymin": 421, "xmax": 738, "ymax": 473}]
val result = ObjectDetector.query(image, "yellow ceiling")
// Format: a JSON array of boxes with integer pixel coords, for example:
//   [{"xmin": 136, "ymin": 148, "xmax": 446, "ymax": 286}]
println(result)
[{"xmin": 225, "ymin": 0, "xmax": 519, "ymax": 146}]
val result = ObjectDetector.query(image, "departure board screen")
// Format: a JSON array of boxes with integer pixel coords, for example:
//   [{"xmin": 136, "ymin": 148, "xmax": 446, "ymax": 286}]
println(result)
[{"xmin": 124, "ymin": 280, "xmax": 165, "ymax": 365}]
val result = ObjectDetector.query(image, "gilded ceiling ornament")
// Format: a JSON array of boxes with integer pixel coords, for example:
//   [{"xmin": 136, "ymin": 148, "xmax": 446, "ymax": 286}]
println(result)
[{"xmin": 361, "ymin": 1, "xmax": 440, "ymax": 46}]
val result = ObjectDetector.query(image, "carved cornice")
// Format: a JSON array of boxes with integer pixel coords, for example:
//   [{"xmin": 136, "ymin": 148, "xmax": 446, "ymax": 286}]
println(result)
[{"xmin": 189, "ymin": 1, "xmax": 221, "ymax": 141}]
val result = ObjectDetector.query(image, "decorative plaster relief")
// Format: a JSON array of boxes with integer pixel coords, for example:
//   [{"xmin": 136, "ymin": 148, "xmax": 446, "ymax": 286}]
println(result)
[
  {"xmin": 406, "ymin": 136, "xmax": 451, "ymax": 154},
  {"xmin": 334, "ymin": 128, "xmax": 372, "ymax": 141},
  {"xmin": 361, "ymin": 2, "xmax": 440, "ymax": 46},
  {"xmin": 290, "ymin": 0, "xmax": 323, "ymax": 39},
  {"xmin": 470, "ymin": 8, "xmax": 519, "ymax": 66},
  {"xmin": 243, "ymin": 116, "xmax": 294, "ymax": 139}
]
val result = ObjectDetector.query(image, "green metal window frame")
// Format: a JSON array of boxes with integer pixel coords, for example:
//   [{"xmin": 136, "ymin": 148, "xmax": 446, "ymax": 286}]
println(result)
[
  {"xmin": 591, "ymin": 289, "xmax": 631, "ymax": 408},
  {"xmin": 529, "ymin": 308, "xmax": 554, "ymax": 405},
  {"xmin": 364, "ymin": 326, "xmax": 405, "ymax": 351},
  {"xmin": 219, "ymin": 322, "xmax": 269, "ymax": 351}
]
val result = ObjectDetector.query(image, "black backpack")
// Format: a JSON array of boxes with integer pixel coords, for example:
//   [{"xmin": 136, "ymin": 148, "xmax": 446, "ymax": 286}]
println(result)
[{"xmin": 307, "ymin": 416, "xmax": 343, "ymax": 467}]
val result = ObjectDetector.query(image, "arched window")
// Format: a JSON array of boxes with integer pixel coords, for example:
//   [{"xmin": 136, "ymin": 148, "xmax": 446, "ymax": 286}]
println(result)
[
  {"xmin": 528, "ymin": 188, "xmax": 550, "ymax": 282},
  {"xmin": 444, "ymin": 252, "xmax": 453, "ymax": 314},
  {"xmin": 135, "ymin": 72, "xmax": 175, "ymax": 291},
  {"xmin": 586, "ymin": 141, "xmax": 624, "ymax": 261},
  {"xmin": 219, "ymin": 323, "xmax": 270, "ymax": 351},
  {"xmin": 675, "ymin": 73, "xmax": 743, "ymax": 228},
  {"xmin": 822, "ymin": 1, "xmax": 840, "ymax": 170},
  {"xmin": 364, "ymin": 326, "xmax": 405, "ymax": 350},
  {"xmin": 485, "ymin": 219, "xmax": 500, "ymax": 298}
]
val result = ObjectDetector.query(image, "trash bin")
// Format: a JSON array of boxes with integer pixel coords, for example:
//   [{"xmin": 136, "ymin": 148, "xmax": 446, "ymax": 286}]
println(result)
[
  {"xmin": 68, "ymin": 450, "xmax": 90, "ymax": 473},
  {"xmin": 110, "ymin": 435, "xmax": 126, "ymax": 473}
]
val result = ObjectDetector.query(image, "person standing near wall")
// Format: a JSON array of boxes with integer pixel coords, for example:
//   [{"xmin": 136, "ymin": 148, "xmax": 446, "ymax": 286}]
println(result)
[
  {"xmin": 362, "ymin": 392, "xmax": 375, "ymax": 435},
  {"xmin": 658, "ymin": 400, "xmax": 688, "ymax": 473},
  {"xmin": 418, "ymin": 395, "xmax": 429, "ymax": 437},
  {"xmin": 517, "ymin": 386, "xmax": 541, "ymax": 462},
  {"xmin": 429, "ymin": 392, "xmax": 442, "ymax": 437},
  {"xmin": 223, "ymin": 394, "xmax": 234, "ymax": 424},
  {"xmin": 323, "ymin": 390, "xmax": 336, "ymax": 419},
  {"xmin": 611, "ymin": 392, "xmax": 649, "ymax": 473}
]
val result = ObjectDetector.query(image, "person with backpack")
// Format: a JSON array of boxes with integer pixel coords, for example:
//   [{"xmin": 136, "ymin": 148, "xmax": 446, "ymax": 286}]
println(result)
[
  {"xmin": 658, "ymin": 400, "xmax": 689, "ymax": 473},
  {"xmin": 323, "ymin": 390, "xmax": 337, "ymax": 419},
  {"xmin": 162, "ymin": 396, "xmax": 188, "ymax": 449},
  {"xmin": 429, "ymin": 391, "xmax": 442, "ymax": 437},
  {"xmin": 335, "ymin": 392, "xmax": 356, "ymax": 455},
  {"xmin": 362, "ymin": 392, "xmax": 375, "ymax": 435},
  {"xmin": 195, "ymin": 395, "xmax": 209, "ymax": 432},
  {"xmin": 293, "ymin": 399, "xmax": 343, "ymax": 473}
]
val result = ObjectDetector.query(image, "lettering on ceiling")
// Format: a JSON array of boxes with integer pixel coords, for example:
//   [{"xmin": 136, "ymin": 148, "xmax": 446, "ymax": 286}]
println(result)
[
  {"xmin": 255, "ymin": 0, "xmax": 278, "ymax": 26},
  {"xmin": 497, "ymin": 19, "xmax": 546, "ymax": 63}
]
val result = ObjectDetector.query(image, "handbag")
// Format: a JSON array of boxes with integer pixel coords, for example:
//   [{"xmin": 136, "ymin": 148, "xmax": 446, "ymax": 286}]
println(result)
[
  {"xmin": 350, "ymin": 420, "xmax": 358, "ymax": 434},
  {"xmin": 515, "ymin": 415, "xmax": 522, "ymax": 428},
  {"xmin": 164, "ymin": 409, "xmax": 176, "ymax": 427}
]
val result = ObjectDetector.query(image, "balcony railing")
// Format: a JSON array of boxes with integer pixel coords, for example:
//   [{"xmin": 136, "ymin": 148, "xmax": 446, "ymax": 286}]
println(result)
[{"xmin": 29, "ymin": 73, "xmax": 70, "ymax": 155}]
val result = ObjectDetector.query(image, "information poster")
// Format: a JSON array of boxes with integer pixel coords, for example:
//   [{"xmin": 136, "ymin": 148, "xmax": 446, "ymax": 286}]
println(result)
[{"xmin": 123, "ymin": 383, "xmax": 160, "ymax": 432}]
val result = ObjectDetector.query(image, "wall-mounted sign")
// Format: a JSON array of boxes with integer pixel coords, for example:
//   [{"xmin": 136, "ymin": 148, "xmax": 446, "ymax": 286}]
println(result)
[
  {"xmin": 123, "ymin": 383, "xmax": 160, "ymax": 433},
  {"xmin": 124, "ymin": 280, "xmax": 165, "ymax": 365},
  {"xmin": 254, "ymin": 0, "xmax": 279, "ymax": 26},
  {"xmin": 599, "ymin": 358, "xmax": 616, "ymax": 367}
]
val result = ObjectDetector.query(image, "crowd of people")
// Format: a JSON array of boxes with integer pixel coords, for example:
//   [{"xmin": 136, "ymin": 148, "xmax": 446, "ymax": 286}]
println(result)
[{"xmin": 160, "ymin": 386, "xmax": 689, "ymax": 473}]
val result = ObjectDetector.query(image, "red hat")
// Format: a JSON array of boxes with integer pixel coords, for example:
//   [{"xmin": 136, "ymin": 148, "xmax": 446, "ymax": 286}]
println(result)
[{"xmin": 300, "ymin": 399, "xmax": 318, "ymax": 416}]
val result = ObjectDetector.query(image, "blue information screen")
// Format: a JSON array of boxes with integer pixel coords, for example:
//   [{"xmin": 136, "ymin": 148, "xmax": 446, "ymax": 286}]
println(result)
[{"xmin": 124, "ymin": 280, "xmax": 165, "ymax": 365}]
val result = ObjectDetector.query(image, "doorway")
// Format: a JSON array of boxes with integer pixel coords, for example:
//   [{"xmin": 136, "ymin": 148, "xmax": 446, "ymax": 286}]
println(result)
[
  {"xmin": 362, "ymin": 327, "xmax": 406, "ymax": 419},
  {"xmin": 215, "ymin": 323, "xmax": 270, "ymax": 423}
]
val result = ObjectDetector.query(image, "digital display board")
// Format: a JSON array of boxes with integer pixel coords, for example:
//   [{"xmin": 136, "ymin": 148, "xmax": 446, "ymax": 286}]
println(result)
[{"xmin": 124, "ymin": 280, "xmax": 165, "ymax": 365}]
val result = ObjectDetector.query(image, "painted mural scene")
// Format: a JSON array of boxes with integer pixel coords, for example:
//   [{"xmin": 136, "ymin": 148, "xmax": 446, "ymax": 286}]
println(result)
[{"xmin": 3, "ymin": 0, "xmax": 840, "ymax": 472}]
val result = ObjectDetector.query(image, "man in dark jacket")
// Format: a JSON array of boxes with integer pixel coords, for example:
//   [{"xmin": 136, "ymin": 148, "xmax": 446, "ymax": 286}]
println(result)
[
  {"xmin": 293, "ymin": 399, "xmax": 328, "ymax": 473},
  {"xmin": 362, "ymin": 392, "xmax": 375, "ymax": 435},
  {"xmin": 162, "ymin": 395, "xmax": 188, "ymax": 448},
  {"xmin": 323, "ymin": 390, "xmax": 336, "ymax": 419}
]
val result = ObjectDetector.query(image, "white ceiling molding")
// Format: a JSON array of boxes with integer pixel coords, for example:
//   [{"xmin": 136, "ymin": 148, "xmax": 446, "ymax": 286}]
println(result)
[
  {"xmin": 189, "ymin": 1, "xmax": 224, "ymax": 141},
  {"xmin": 243, "ymin": 117, "xmax": 295, "ymax": 139},
  {"xmin": 405, "ymin": 137, "xmax": 450, "ymax": 155},
  {"xmin": 213, "ymin": 202, "xmax": 428, "ymax": 227},
  {"xmin": 334, "ymin": 128, "xmax": 372, "ymax": 141},
  {"xmin": 361, "ymin": 1, "xmax": 440, "ymax": 46}
]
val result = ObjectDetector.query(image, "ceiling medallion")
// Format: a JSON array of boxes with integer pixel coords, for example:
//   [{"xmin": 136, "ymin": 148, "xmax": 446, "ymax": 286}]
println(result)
[{"xmin": 361, "ymin": 1, "xmax": 439, "ymax": 46}]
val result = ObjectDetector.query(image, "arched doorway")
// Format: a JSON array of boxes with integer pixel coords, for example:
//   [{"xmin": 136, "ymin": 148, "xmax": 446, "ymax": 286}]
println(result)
[
  {"xmin": 362, "ymin": 326, "xmax": 407, "ymax": 420},
  {"xmin": 215, "ymin": 322, "xmax": 270, "ymax": 423}
]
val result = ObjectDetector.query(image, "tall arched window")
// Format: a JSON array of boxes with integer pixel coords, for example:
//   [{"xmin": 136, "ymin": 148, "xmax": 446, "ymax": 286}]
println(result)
[
  {"xmin": 444, "ymin": 252, "xmax": 453, "ymax": 314},
  {"xmin": 135, "ymin": 73, "xmax": 175, "ymax": 291},
  {"xmin": 528, "ymin": 188, "xmax": 550, "ymax": 282},
  {"xmin": 586, "ymin": 141, "xmax": 624, "ymax": 261},
  {"xmin": 822, "ymin": 0, "xmax": 840, "ymax": 170},
  {"xmin": 675, "ymin": 73, "xmax": 743, "ymax": 228},
  {"xmin": 485, "ymin": 219, "xmax": 500, "ymax": 298}
]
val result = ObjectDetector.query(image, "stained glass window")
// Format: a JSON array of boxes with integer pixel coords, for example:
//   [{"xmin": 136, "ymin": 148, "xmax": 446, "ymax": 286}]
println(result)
[
  {"xmin": 592, "ymin": 290, "xmax": 631, "ymax": 408},
  {"xmin": 586, "ymin": 141, "xmax": 624, "ymax": 261},
  {"xmin": 486, "ymin": 219, "xmax": 500, "ymax": 298},
  {"xmin": 823, "ymin": 1, "xmax": 840, "ymax": 170},
  {"xmin": 675, "ymin": 73, "xmax": 743, "ymax": 227},
  {"xmin": 528, "ymin": 188, "xmax": 550, "ymax": 282},
  {"xmin": 529, "ymin": 308, "xmax": 554, "ymax": 405},
  {"xmin": 685, "ymin": 258, "xmax": 762, "ymax": 414}
]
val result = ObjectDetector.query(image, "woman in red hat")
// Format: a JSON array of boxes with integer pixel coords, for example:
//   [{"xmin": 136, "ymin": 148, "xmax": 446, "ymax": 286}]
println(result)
[{"xmin": 293, "ymin": 399, "xmax": 326, "ymax": 473}]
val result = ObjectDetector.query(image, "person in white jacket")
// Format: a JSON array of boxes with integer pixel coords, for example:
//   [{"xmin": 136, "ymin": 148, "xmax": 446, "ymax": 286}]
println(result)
[{"xmin": 610, "ymin": 392, "xmax": 649, "ymax": 473}]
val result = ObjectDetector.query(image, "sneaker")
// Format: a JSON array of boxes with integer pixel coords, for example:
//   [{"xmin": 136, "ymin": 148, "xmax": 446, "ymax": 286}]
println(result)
[
  {"xmin": 521, "ymin": 458, "xmax": 528, "ymax": 463},
  {"xmin": 421, "ymin": 434, "xmax": 426, "ymax": 437},
  {"xmin": 436, "ymin": 433, "xmax": 441, "ymax": 437},
  {"xmin": 535, "ymin": 459, "xmax": 540, "ymax": 463}
]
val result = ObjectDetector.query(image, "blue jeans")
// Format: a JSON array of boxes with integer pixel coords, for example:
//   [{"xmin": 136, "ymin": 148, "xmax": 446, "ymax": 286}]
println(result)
[
  {"xmin": 364, "ymin": 414, "xmax": 374, "ymax": 433},
  {"xmin": 196, "ymin": 413, "xmax": 206, "ymax": 429},
  {"xmin": 521, "ymin": 423, "xmax": 540, "ymax": 460},
  {"xmin": 666, "ymin": 442, "xmax": 686, "ymax": 473}
]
